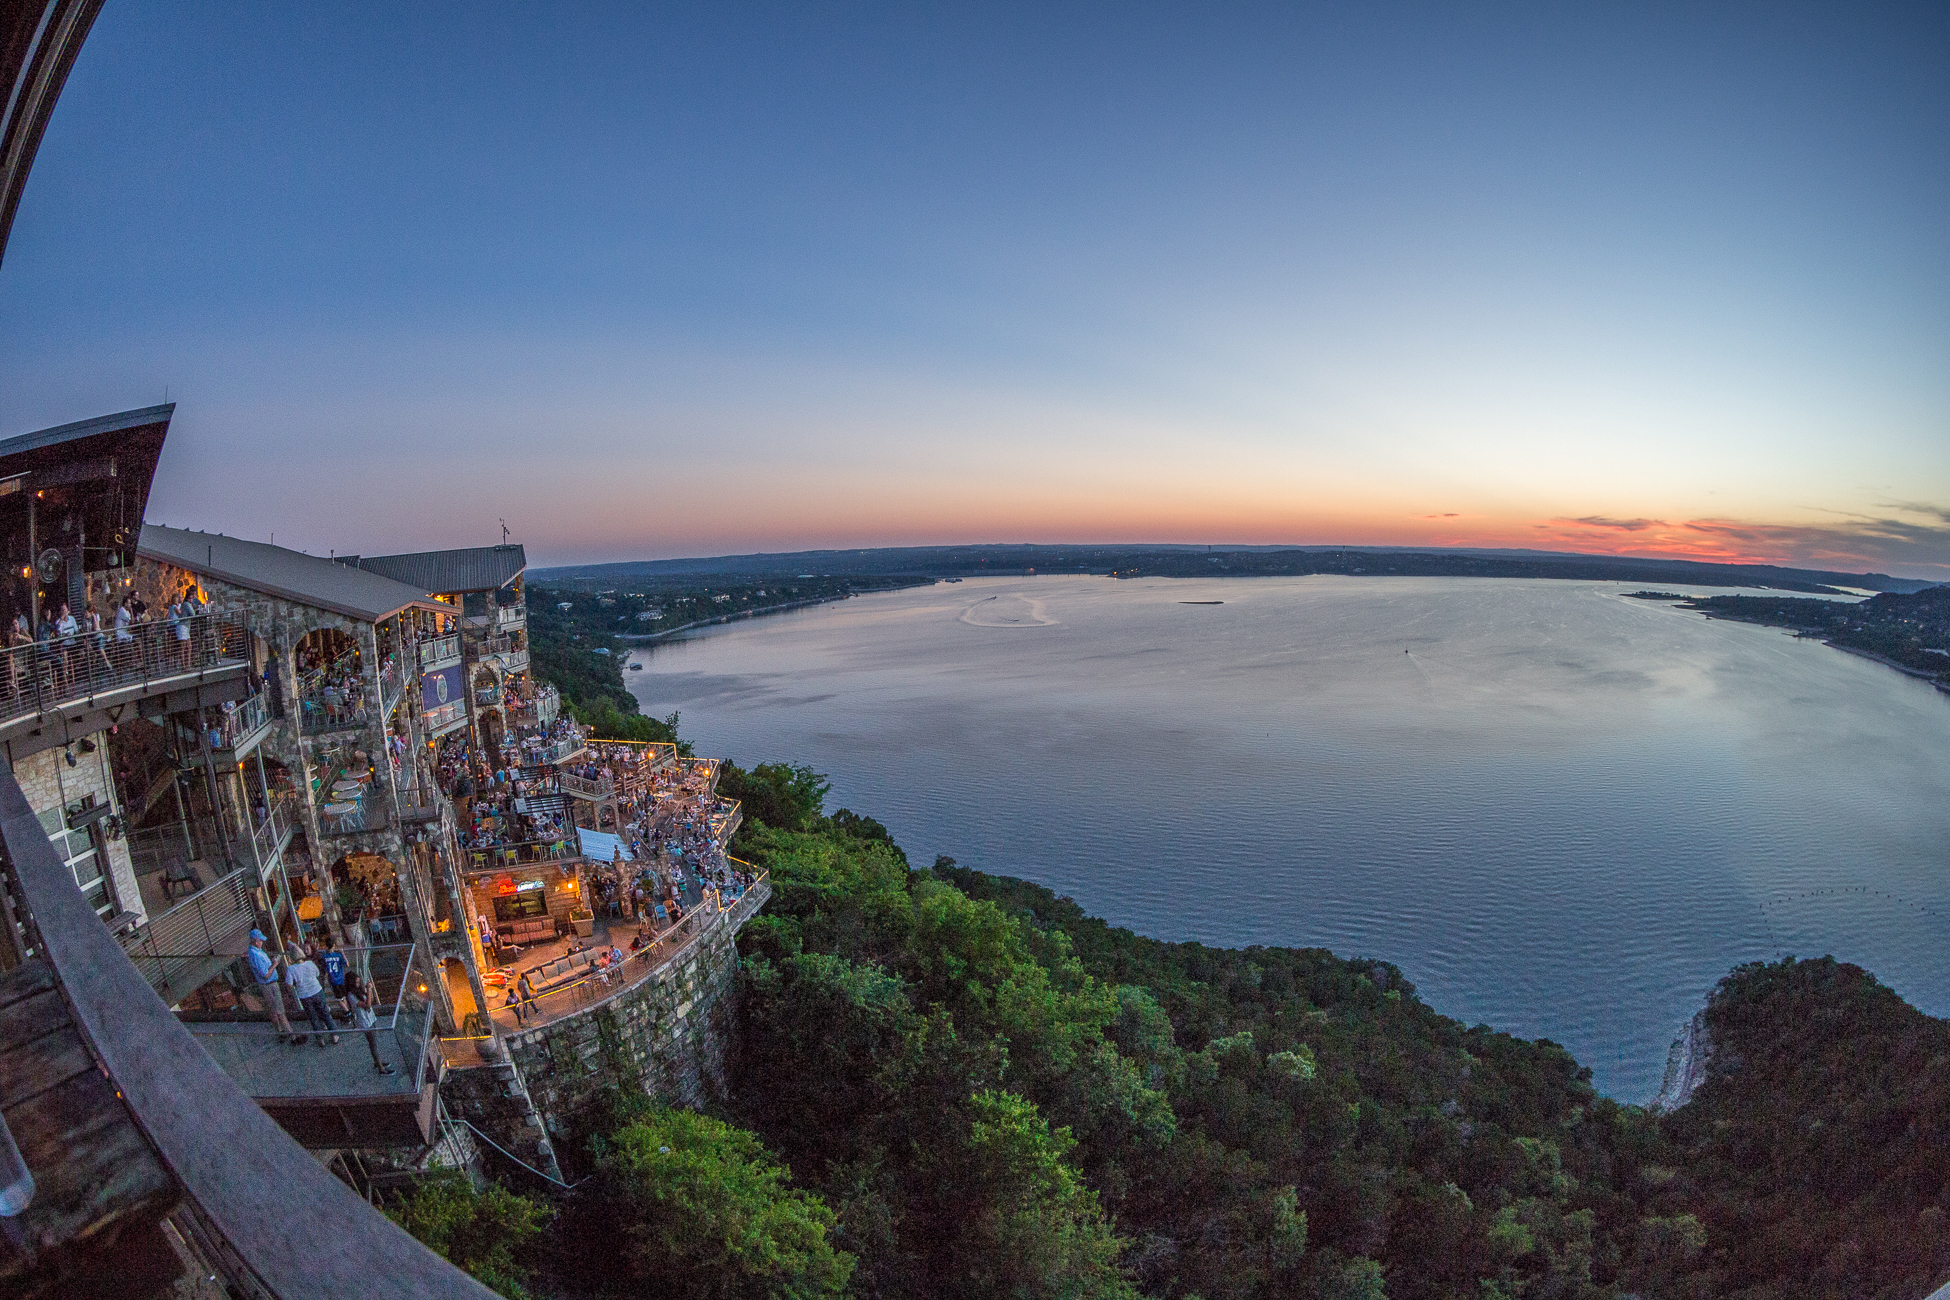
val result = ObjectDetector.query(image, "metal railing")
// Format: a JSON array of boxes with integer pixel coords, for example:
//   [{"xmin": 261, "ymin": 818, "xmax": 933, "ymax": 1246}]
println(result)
[
  {"xmin": 377, "ymin": 654, "xmax": 405, "ymax": 718},
  {"xmin": 472, "ymin": 871, "xmax": 769, "ymax": 1036},
  {"xmin": 118, "ymin": 866, "xmax": 256, "ymax": 1001},
  {"xmin": 417, "ymin": 633, "xmax": 461, "ymax": 669},
  {"xmin": 318, "ymin": 798, "xmax": 387, "ymax": 837},
  {"xmin": 502, "ymin": 646, "xmax": 529, "ymax": 674},
  {"xmin": 178, "ymin": 943, "xmax": 437, "ymax": 1099},
  {"xmin": 212, "ymin": 692, "xmax": 272, "ymax": 750},
  {"xmin": 393, "ymin": 783, "xmax": 443, "ymax": 823},
  {"xmin": 0, "ymin": 614, "xmax": 250, "ymax": 728},
  {"xmin": 0, "ymin": 763, "xmax": 498, "ymax": 1298},
  {"xmin": 526, "ymin": 735, "xmax": 586, "ymax": 766},
  {"xmin": 298, "ymin": 692, "xmax": 370, "ymax": 735},
  {"xmin": 494, "ymin": 603, "xmax": 525, "ymax": 627},
  {"xmin": 557, "ymin": 771, "xmax": 613, "ymax": 801}
]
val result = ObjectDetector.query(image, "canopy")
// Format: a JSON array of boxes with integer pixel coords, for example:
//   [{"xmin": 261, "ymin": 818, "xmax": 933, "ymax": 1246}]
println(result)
[{"xmin": 576, "ymin": 828, "xmax": 632, "ymax": 863}]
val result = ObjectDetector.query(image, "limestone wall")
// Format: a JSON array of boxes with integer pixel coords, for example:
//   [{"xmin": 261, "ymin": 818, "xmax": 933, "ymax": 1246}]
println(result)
[
  {"xmin": 440, "ymin": 891, "xmax": 762, "ymax": 1174},
  {"xmin": 15, "ymin": 735, "xmax": 142, "ymax": 923}
]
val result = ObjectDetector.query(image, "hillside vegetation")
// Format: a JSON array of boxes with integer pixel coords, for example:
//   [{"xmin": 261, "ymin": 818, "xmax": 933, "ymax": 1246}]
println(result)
[{"xmin": 405, "ymin": 751, "xmax": 1950, "ymax": 1299}]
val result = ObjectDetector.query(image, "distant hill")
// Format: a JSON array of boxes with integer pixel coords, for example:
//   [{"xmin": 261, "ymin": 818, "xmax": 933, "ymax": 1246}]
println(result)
[{"xmin": 534, "ymin": 543, "xmax": 1938, "ymax": 594}]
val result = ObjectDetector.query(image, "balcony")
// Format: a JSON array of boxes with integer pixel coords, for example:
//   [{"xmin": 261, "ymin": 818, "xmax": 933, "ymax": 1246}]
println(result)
[
  {"xmin": 494, "ymin": 602, "xmax": 526, "ymax": 629},
  {"xmin": 0, "ymin": 615, "xmax": 251, "ymax": 745},
  {"xmin": 417, "ymin": 632, "xmax": 461, "ymax": 671},
  {"xmin": 461, "ymin": 837, "xmax": 580, "ymax": 873},
  {"xmin": 393, "ymin": 783, "xmax": 443, "ymax": 824},
  {"xmin": 377, "ymin": 653, "xmax": 406, "ymax": 719},
  {"xmin": 180, "ymin": 943, "xmax": 442, "ymax": 1148},
  {"xmin": 558, "ymin": 770, "xmax": 613, "ymax": 802},
  {"xmin": 528, "ymin": 735, "xmax": 586, "ymax": 766},
  {"xmin": 466, "ymin": 872, "xmax": 769, "ymax": 1040},
  {"xmin": 298, "ymin": 691, "xmax": 370, "ymax": 736},
  {"xmin": 209, "ymin": 691, "xmax": 274, "ymax": 755},
  {"xmin": 318, "ymin": 795, "xmax": 388, "ymax": 837}
]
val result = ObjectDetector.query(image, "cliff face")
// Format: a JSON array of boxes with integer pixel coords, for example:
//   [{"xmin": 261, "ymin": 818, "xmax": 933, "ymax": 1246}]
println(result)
[
  {"xmin": 441, "ymin": 883, "xmax": 768, "ymax": 1179},
  {"xmin": 1648, "ymin": 1011, "xmax": 1711, "ymax": 1114}
]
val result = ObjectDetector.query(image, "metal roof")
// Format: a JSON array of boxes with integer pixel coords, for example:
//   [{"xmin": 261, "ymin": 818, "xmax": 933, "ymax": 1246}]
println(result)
[
  {"xmin": 138, "ymin": 525, "xmax": 447, "ymax": 624},
  {"xmin": 0, "ymin": 403, "xmax": 173, "ymax": 461},
  {"xmin": 340, "ymin": 544, "xmax": 526, "ymax": 596}
]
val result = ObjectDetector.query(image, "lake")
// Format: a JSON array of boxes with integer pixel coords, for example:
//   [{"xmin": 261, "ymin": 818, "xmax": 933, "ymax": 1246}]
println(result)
[{"xmin": 624, "ymin": 575, "xmax": 1950, "ymax": 1099}]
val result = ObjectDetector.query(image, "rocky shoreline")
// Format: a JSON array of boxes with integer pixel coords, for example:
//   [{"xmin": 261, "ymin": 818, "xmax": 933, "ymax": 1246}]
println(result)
[{"xmin": 1649, "ymin": 1009, "xmax": 1712, "ymax": 1112}]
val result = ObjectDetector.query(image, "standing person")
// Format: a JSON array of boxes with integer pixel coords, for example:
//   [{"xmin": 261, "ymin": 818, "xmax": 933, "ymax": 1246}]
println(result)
[
  {"xmin": 245, "ymin": 929, "xmax": 293, "ymax": 1038},
  {"xmin": 505, "ymin": 980, "xmax": 527, "ymax": 1027},
  {"xmin": 344, "ymin": 972, "xmax": 396, "ymax": 1074},
  {"xmin": 285, "ymin": 945, "xmax": 338, "ymax": 1046},
  {"xmin": 171, "ymin": 598, "xmax": 192, "ymax": 670},
  {"xmin": 317, "ymin": 938, "xmax": 349, "ymax": 1016},
  {"xmin": 518, "ymin": 970, "xmax": 538, "ymax": 1023}
]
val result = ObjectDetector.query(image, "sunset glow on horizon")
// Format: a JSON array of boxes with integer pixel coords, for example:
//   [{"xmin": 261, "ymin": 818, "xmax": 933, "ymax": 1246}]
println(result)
[{"xmin": 0, "ymin": 3, "xmax": 1944, "ymax": 578}]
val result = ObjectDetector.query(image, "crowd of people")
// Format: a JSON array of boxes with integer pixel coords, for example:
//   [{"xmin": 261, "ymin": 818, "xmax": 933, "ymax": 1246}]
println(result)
[{"xmin": 3, "ymin": 585, "xmax": 216, "ymax": 705}]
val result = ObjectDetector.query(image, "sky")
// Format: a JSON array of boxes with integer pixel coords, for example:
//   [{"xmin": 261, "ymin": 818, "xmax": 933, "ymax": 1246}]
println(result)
[{"xmin": 0, "ymin": 2, "xmax": 1945, "ymax": 576}]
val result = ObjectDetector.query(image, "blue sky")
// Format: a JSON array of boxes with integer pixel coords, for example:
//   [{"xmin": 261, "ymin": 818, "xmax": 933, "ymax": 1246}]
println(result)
[{"xmin": 2, "ymin": 1, "xmax": 1945, "ymax": 574}]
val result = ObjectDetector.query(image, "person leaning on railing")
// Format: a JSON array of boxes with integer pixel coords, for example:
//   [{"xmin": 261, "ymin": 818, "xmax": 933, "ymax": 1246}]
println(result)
[{"xmin": 344, "ymin": 971, "xmax": 397, "ymax": 1075}]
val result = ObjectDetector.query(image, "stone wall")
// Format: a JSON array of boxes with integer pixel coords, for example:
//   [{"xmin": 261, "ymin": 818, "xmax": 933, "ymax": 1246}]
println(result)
[
  {"xmin": 15, "ymin": 734, "xmax": 142, "ymax": 923},
  {"xmin": 440, "ymin": 892, "xmax": 760, "ymax": 1175}
]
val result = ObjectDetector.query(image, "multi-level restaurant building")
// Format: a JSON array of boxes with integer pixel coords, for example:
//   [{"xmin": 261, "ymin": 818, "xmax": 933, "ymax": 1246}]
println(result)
[
  {"xmin": 0, "ymin": 403, "xmax": 766, "ymax": 1297},
  {"xmin": 0, "ymin": 8, "xmax": 763, "ymax": 1293}
]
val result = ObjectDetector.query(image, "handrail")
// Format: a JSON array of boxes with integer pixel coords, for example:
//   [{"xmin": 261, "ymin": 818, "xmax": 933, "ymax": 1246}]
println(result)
[
  {"xmin": 212, "ymin": 692, "xmax": 270, "ymax": 749},
  {"xmin": 557, "ymin": 771, "xmax": 612, "ymax": 800},
  {"xmin": 0, "ymin": 613, "xmax": 250, "ymax": 728},
  {"xmin": 417, "ymin": 632, "xmax": 461, "ymax": 668},
  {"xmin": 0, "ymin": 758, "xmax": 496, "ymax": 1296}
]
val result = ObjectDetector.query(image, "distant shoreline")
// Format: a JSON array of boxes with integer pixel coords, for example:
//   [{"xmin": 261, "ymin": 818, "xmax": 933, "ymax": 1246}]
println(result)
[{"xmin": 614, "ymin": 593, "xmax": 857, "ymax": 643}]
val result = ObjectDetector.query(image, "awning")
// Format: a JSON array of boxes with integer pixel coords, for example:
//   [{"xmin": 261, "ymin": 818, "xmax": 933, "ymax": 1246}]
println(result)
[{"xmin": 576, "ymin": 828, "xmax": 632, "ymax": 863}]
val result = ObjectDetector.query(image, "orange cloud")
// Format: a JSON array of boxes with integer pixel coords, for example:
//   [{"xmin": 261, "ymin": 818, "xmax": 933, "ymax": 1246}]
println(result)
[{"xmin": 1521, "ymin": 505, "xmax": 1950, "ymax": 577}]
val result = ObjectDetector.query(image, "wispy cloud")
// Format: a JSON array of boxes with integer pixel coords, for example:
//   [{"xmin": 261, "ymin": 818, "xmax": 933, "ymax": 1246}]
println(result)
[
  {"xmin": 1566, "ymin": 516, "xmax": 1665, "ymax": 532},
  {"xmin": 1529, "ymin": 503, "xmax": 1950, "ymax": 578}
]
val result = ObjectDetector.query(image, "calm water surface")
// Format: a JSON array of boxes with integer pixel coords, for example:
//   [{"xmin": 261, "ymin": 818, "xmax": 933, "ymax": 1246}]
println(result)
[{"xmin": 626, "ymin": 576, "xmax": 1950, "ymax": 1099}]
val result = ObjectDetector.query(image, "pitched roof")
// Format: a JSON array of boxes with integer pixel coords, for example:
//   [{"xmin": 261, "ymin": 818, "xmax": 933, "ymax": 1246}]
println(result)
[
  {"xmin": 138, "ymin": 525, "xmax": 446, "ymax": 623},
  {"xmin": 339, "ymin": 545, "xmax": 526, "ymax": 596}
]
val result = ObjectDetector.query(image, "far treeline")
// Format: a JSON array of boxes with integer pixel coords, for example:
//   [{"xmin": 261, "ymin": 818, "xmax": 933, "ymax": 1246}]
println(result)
[
  {"xmin": 533, "ymin": 544, "xmax": 1938, "ymax": 594},
  {"xmin": 390, "ymin": 747, "xmax": 1950, "ymax": 1299},
  {"xmin": 523, "ymin": 577, "xmax": 925, "ymax": 742}
]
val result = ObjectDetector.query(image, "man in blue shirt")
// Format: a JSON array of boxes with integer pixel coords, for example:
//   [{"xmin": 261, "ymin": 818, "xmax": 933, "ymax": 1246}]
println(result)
[
  {"xmin": 245, "ymin": 929, "xmax": 292, "ymax": 1039},
  {"xmin": 317, "ymin": 938, "xmax": 349, "ymax": 1018}
]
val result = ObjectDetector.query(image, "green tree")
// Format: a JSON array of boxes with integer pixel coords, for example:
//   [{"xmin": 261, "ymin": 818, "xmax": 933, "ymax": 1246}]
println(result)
[
  {"xmin": 573, "ymin": 1105, "xmax": 854, "ymax": 1300},
  {"xmin": 388, "ymin": 1172, "xmax": 552, "ymax": 1299},
  {"xmin": 926, "ymin": 1090, "xmax": 1138, "ymax": 1300}
]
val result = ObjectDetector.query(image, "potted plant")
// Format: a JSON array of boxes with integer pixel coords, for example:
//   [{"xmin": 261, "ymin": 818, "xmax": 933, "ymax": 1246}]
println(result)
[
  {"xmin": 462, "ymin": 1010, "xmax": 500, "ymax": 1060},
  {"xmin": 335, "ymin": 884, "xmax": 363, "ymax": 923},
  {"xmin": 568, "ymin": 904, "xmax": 594, "ymax": 938}
]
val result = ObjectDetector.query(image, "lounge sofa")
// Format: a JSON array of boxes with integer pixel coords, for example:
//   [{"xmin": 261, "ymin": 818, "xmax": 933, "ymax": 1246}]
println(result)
[
  {"xmin": 501, "ymin": 916, "xmax": 557, "ymax": 947},
  {"xmin": 526, "ymin": 947, "xmax": 599, "ymax": 996}
]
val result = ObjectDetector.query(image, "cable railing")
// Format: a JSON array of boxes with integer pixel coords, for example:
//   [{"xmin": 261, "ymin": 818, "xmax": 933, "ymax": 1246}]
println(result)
[
  {"xmin": 118, "ymin": 866, "xmax": 256, "ymax": 1002},
  {"xmin": 210, "ymin": 691, "xmax": 271, "ymax": 750},
  {"xmin": 0, "ymin": 614, "xmax": 250, "ymax": 728},
  {"xmin": 377, "ymin": 654, "xmax": 405, "ymax": 718}
]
